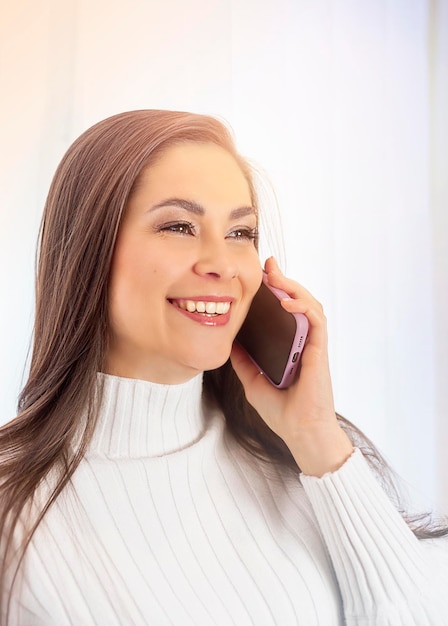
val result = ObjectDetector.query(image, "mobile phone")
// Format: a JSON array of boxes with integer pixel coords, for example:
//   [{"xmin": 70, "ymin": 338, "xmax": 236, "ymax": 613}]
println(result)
[{"xmin": 236, "ymin": 272, "xmax": 309, "ymax": 389}]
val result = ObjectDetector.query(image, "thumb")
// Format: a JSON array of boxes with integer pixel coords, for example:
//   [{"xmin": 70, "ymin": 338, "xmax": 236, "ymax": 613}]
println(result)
[{"xmin": 230, "ymin": 342, "xmax": 272, "ymax": 401}]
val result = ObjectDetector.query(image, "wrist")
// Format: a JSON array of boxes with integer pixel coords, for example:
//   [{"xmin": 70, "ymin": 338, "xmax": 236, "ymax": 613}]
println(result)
[{"xmin": 286, "ymin": 423, "xmax": 354, "ymax": 477}]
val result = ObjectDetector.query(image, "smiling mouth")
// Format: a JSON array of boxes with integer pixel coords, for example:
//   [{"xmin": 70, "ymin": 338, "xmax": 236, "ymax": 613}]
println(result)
[{"xmin": 170, "ymin": 299, "xmax": 231, "ymax": 316}]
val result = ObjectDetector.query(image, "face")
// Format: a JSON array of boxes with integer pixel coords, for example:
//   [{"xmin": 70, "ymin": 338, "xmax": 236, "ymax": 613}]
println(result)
[{"xmin": 105, "ymin": 141, "xmax": 263, "ymax": 383}]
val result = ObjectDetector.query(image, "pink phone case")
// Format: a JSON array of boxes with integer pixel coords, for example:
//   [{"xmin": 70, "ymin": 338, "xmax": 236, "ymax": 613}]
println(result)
[
  {"xmin": 260, "ymin": 273, "xmax": 309, "ymax": 388},
  {"xmin": 237, "ymin": 272, "xmax": 309, "ymax": 389}
]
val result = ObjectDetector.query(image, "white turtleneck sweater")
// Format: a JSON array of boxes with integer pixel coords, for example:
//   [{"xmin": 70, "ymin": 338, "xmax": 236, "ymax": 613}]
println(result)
[{"xmin": 7, "ymin": 373, "xmax": 448, "ymax": 625}]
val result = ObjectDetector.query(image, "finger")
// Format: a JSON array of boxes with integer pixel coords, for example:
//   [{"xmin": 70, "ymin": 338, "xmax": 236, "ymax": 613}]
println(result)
[
  {"xmin": 263, "ymin": 258, "xmax": 327, "ymax": 351},
  {"xmin": 264, "ymin": 257, "xmax": 321, "ymax": 305},
  {"xmin": 280, "ymin": 297, "xmax": 327, "ymax": 345}
]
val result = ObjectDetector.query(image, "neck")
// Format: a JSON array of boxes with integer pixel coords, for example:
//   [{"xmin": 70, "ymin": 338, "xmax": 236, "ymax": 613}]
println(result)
[{"xmin": 87, "ymin": 372, "xmax": 205, "ymax": 458}]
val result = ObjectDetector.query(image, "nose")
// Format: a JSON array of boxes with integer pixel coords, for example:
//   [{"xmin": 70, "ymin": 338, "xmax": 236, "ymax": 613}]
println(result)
[{"xmin": 193, "ymin": 238, "xmax": 238, "ymax": 280}]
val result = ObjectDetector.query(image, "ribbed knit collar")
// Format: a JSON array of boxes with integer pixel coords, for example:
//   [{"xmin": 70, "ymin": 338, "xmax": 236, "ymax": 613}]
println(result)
[{"xmin": 87, "ymin": 372, "xmax": 206, "ymax": 458}]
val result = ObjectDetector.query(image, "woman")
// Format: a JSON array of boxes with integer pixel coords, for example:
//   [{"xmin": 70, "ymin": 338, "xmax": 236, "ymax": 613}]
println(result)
[{"xmin": 1, "ymin": 109, "xmax": 447, "ymax": 625}]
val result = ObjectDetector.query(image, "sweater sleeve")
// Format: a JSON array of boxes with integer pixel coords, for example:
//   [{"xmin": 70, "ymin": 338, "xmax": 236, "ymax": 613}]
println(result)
[{"xmin": 300, "ymin": 448, "xmax": 448, "ymax": 626}]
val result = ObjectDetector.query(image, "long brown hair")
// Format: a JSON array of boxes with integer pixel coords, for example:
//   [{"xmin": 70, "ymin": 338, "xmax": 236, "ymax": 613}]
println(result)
[{"xmin": 1, "ymin": 109, "xmax": 446, "ymax": 616}]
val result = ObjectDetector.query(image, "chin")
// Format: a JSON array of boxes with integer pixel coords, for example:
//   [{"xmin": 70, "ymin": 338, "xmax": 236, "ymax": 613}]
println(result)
[
  {"xmin": 205, "ymin": 359, "xmax": 230, "ymax": 373},
  {"xmin": 189, "ymin": 351, "xmax": 232, "ymax": 375}
]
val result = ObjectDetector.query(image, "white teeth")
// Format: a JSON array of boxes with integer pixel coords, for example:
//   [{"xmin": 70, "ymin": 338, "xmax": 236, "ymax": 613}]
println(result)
[{"xmin": 176, "ymin": 300, "xmax": 231, "ymax": 315}]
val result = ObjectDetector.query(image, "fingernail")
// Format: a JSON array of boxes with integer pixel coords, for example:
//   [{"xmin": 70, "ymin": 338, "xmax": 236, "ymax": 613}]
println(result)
[{"xmin": 269, "ymin": 256, "xmax": 281, "ymax": 273}]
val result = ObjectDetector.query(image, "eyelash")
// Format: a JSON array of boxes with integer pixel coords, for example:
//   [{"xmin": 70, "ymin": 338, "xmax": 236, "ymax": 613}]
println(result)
[
  {"xmin": 158, "ymin": 221, "xmax": 196, "ymax": 236},
  {"xmin": 228, "ymin": 227, "xmax": 259, "ymax": 242},
  {"xmin": 157, "ymin": 222, "xmax": 259, "ymax": 242}
]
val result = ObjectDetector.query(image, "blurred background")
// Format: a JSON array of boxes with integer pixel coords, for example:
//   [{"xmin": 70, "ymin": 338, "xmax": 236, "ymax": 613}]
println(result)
[{"xmin": 0, "ymin": 0, "xmax": 447, "ymax": 513}]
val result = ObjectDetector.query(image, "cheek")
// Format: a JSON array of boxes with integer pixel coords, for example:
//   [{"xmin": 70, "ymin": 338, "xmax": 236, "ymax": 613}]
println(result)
[
  {"xmin": 247, "ymin": 253, "xmax": 263, "ymax": 293},
  {"xmin": 240, "ymin": 256, "xmax": 263, "ymax": 313},
  {"xmin": 109, "ymin": 254, "xmax": 140, "ymax": 305},
  {"xmin": 108, "ymin": 244, "xmax": 151, "ymax": 332},
  {"xmin": 110, "ymin": 233, "xmax": 158, "ymax": 294}
]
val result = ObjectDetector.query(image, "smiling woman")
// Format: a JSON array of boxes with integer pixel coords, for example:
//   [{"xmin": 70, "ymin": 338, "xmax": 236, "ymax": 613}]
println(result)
[
  {"xmin": 105, "ymin": 142, "xmax": 262, "ymax": 383},
  {"xmin": 0, "ymin": 110, "xmax": 447, "ymax": 625}
]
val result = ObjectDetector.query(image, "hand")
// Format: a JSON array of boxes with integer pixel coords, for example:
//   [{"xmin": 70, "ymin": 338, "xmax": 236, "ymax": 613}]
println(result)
[{"xmin": 230, "ymin": 257, "xmax": 353, "ymax": 477}]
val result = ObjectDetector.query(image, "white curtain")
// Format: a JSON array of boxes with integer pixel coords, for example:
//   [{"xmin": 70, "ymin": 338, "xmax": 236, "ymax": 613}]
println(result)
[{"xmin": 1, "ymin": 0, "xmax": 447, "ymax": 511}]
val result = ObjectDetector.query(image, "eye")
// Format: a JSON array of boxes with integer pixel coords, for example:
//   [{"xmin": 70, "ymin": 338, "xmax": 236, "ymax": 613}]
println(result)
[
  {"xmin": 157, "ymin": 221, "xmax": 196, "ymax": 236},
  {"xmin": 227, "ymin": 227, "xmax": 259, "ymax": 243}
]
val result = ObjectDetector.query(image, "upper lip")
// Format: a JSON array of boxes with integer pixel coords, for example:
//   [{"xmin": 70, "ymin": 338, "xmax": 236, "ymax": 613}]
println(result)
[{"xmin": 169, "ymin": 296, "xmax": 235, "ymax": 303}]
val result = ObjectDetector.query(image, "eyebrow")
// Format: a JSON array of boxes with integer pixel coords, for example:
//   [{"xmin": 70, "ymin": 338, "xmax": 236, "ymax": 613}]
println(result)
[{"xmin": 148, "ymin": 198, "xmax": 257, "ymax": 220}]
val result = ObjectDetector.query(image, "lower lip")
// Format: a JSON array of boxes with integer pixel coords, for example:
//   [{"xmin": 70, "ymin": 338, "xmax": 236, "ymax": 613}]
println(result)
[{"xmin": 170, "ymin": 303, "xmax": 231, "ymax": 326}]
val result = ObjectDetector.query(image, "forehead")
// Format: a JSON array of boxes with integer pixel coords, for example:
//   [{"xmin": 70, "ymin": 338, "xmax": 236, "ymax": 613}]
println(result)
[{"xmin": 134, "ymin": 142, "xmax": 253, "ymax": 206}]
